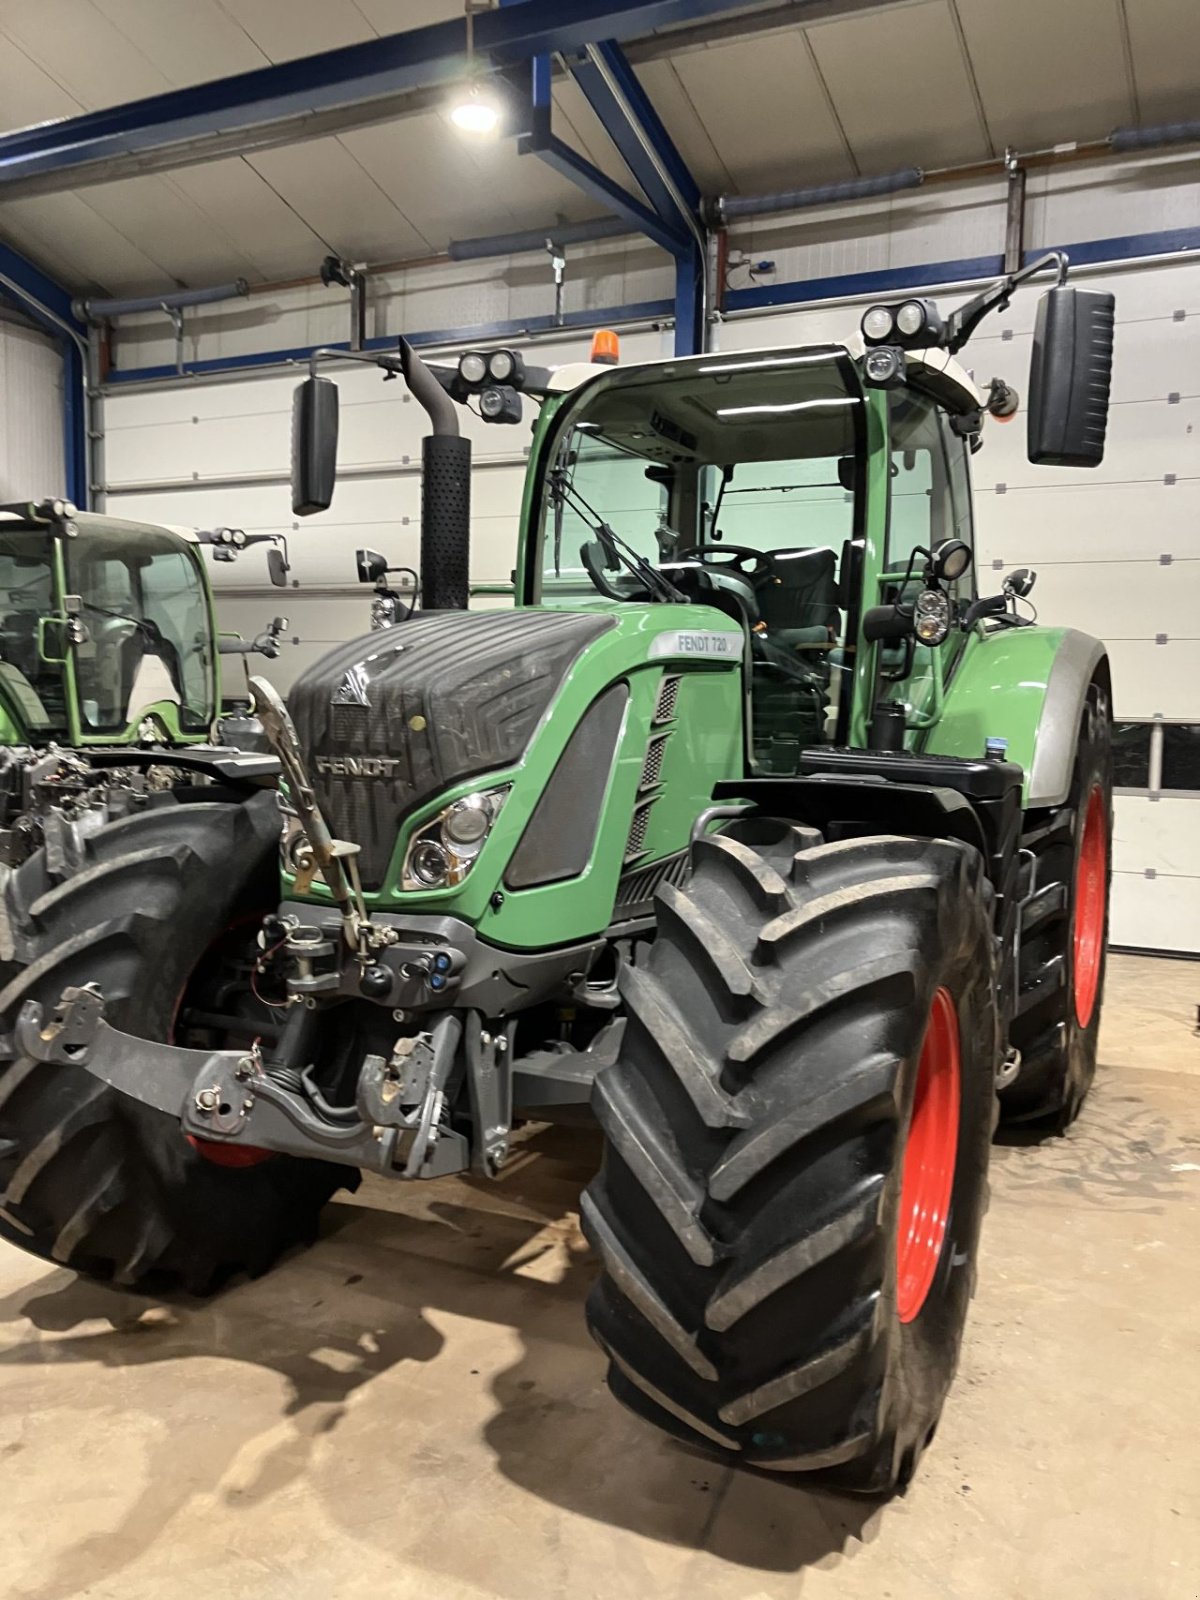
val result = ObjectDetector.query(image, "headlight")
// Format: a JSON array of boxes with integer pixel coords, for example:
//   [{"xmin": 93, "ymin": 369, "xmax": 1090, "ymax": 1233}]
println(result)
[
  {"xmin": 896, "ymin": 300, "xmax": 926, "ymax": 338},
  {"xmin": 864, "ymin": 346, "xmax": 903, "ymax": 386},
  {"xmin": 861, "ymin": 305, "xmax": 894, "ymax": 342},
  {"xmin": 458, "ymin": 351, "xmax": 487, "ymax": 385},
  {"xmin": 914, "ymin": 588, "xmax": 951, "ymax": 645},
  {"xmin": 409, "ymin": 839, "xmax": 451, "ymax": 887},
  {"xmin": 487, "ymin": 349, "xmax": 517, "ymax": 382},
  {"xmin": 401, "ymin": 786, "xmax": 508, "ymax": 891}
]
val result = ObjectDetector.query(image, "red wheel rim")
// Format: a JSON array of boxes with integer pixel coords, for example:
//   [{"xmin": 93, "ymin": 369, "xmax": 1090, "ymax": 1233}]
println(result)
[
  {"xmin": 896, "ymin": 987, "xmax": 961, "ymax": 1325},
  {"xmin": 1072, "ymin": 785, "xmax": 1106, "ymax": 1030}
]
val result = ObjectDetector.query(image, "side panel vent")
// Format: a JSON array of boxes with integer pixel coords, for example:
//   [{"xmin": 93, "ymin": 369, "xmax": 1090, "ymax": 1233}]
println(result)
[
  {"xmin": 624, "ymin": 799, "xmax": 655, "ymax": 864},
  {"xmin": 614, "ymin": 849, "xmax": 689, "ymax": 917},
  {"xmin": 653, "ymin": 674, "xmax": 681, "ymax": 725},
  {"xmin": 639, "ymin": 733, "xmax": 669, "ymax": 792}
]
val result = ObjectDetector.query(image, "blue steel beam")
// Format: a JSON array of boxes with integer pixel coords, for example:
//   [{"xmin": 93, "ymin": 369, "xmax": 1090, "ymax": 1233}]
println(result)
[
  {"xmin": 572, "ymin": 41, "xmax": 700, "ymax": 217},
  {"xmin": 519, "ymin": 123, "xmax": 687, "ymax": 256},
  {"xmin": 0, "ymin": 0, "xmax": 759, "ymax": 195},
  {"xmin": 519, "ymin": 55, "xmax": 687, "ymax": 257}
]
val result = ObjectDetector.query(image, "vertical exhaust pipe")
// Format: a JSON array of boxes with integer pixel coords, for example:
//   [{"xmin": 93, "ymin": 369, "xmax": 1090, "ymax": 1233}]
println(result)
[{"xmin": 399, "ymin": 337, "xmax": 471, "ymax": 611}]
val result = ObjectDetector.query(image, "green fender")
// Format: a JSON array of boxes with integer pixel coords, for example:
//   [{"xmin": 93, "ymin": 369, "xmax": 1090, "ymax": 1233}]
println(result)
[{"xmin": 924, "ymin": 625, "xmax": 1108, "ymax": 808}]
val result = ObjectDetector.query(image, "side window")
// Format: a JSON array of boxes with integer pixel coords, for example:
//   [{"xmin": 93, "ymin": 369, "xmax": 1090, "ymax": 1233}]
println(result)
[
  {"xmin": 886, "ymin": 390, "xmax": 954, "ymax": 572},
  {"xmin": 940, "ymin": 421, "xmax": 976, "ymax": 599}
]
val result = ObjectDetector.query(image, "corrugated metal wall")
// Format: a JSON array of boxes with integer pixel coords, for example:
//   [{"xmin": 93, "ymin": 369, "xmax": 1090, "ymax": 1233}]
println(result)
[{"xmin": 0, "ymin": 317, "xmax": 65, "ymax": 500}]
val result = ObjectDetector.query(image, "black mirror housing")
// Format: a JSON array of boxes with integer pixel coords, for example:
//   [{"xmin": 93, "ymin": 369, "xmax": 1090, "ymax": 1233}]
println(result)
[
  {"xmin": 356, "ymin": 548, "xmax": 388, "ymax": 585},
  {"xmin": 292, "ymin": 375, "xmax": 339, "ymax": 515},
  {"xmin": 1027, "ymin": 286, "xmax": 1114, "ymax": 468},
  {"xmin": 266, "ymin": 546, "xmax": 288, "ymax": 587}
]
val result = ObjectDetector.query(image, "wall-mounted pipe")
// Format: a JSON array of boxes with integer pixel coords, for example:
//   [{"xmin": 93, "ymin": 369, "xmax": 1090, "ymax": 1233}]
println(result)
[
  {"xmin": 449, "ymin": 215, "xmax": 630, "ymax": 261},
  {"xmin": 708, "ymin": 167, "xmax": 923, "ymax": 224},
  {"xmin": 708, "ymin": 120, "xmax": 1200, "ymax": 227},
  {"xmin": 73, "ymin": 279, "xmax": 249, "ymax": 320},
  {"xmin": 1109, "ymin": 119, "xmax": 1200, "ymax": 153}
]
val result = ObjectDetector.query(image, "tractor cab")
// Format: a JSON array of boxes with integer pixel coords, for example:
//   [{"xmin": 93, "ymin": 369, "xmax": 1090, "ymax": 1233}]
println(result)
[
  {"xmin": 0, "ymin": 505, "xmax": 217, "ymax": 746},
  {"xmin": 531, "ymin": 347, "xmax": 864, "ymax": 764}
]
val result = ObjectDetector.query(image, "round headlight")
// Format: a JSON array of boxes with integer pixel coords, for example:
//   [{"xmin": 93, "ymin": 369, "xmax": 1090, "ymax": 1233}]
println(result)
[
  {"xmin": 458, "ymin": 352, "xmax": 487, "ymax": 385},
  {"xmin": 443, "ymin": 797, "xmax": 490, "ymax": 846},
  {"xmin": 896, "ymin": 300, "xmax": 926, "ymax": 338},
  {"xmin": 865, "ymin": 347, "xmax": 902, "ymax": 384},
  {"xmin": 861, "ymin": 305, "xmax": 894, "ymax": 342},
  {"xmin": 487, "ymin": 349, "xmax": 514, "ymax": 382},
  {"xmin": 914, "ymin": 589, "xmax": 950, "ymax": 645},
  {"xmin": 409, "ymin": 839, "xmax": 450, "ymax": 886},
  {"xmin": 933, "ymin": 538, "xmax": 972, "ymax": 583}
]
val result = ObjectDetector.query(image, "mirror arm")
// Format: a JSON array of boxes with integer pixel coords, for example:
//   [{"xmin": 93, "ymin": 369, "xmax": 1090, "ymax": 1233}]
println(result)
[{"xmin": 946, "ymin": 250, "xmax": 1069, "ymax": 353}]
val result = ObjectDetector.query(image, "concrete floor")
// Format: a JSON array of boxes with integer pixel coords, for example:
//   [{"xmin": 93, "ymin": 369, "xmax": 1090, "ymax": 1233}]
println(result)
[{"xmin": 1, "ymin": 951, "xmax": 1197, "ymax": 1600}]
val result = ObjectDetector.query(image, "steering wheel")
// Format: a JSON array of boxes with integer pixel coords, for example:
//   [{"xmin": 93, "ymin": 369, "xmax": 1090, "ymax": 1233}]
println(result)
[{"xmin": 675, "ymin": 544, "xmax": 778, "ymax": 583}]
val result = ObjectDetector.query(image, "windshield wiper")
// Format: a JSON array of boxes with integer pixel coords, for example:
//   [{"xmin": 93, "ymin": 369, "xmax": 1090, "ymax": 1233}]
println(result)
[{"xmin": 549, "ymin": 473, "xmax": 684, "ymax": 602}]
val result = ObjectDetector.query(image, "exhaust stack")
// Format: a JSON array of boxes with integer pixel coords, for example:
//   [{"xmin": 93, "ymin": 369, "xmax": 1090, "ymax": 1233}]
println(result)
[{"xmin": 399, "ymin": 338, "xmax": 471, "ymax": 612}]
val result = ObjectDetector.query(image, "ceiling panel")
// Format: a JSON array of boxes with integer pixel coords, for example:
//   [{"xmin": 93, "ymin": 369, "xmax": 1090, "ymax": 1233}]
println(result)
[
  {"xmin": 70, "ymin": 174, "xmax": 270, "ymax": 286},
  {"xmin": 216, "ymin": 0, "xmax": 377, "ymax": 61},
  {"xmin": 93, "ymin": 0, "xmax": 270, "ymax": 85},
  {"xmin": 0, "ymin": 0, "xmax": 173, "ymax": 110},
  {"xmin": 669, "ymin": 33, "xmax": 855, "ymax": 194},
  {"xmin": 630, "ymin": 58, "xmax": 736, "ymax": 192},
  {"xmin": 955, "ymin": 0, "xmax": 1132, "ymax": 148},
  {"xmin": 0, "ymin": 191, "xmax": 169, "ymax": 293},
  {"xmin": 341, "ymin": 114, "xmax": 599, "ymax": 253},
  {"xmin": 1123, "ymin": 0, "xmax": 1200, "ymax": 121},
  {"xmin": 168, "ymin": 160, "xmax": 329, "ymax": 279},
  {"xmin": 246, "ymin": 137, "xmax": 430, "ymax": 261},
  {"xmin": 0, "ymin": 39, "xmax": 83, "ymax": 130},
  {"xmin": 808, "ymin": 0, "xmax": 992, "ymax": 169},
  {"xmin": 353, "ymin": 0, "xmax": 461, "ymax": 29}
]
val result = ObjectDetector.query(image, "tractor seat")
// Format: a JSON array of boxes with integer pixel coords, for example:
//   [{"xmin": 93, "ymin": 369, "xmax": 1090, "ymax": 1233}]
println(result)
[{"xmin": 758, "ymin": 547, "xmax": 841, "ymax": 639}]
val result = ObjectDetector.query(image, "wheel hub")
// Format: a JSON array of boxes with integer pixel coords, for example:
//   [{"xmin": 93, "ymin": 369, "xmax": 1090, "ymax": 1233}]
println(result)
[{"xmin": 896, "ymin": 986, "xmax": 961, "ymax": 1324}]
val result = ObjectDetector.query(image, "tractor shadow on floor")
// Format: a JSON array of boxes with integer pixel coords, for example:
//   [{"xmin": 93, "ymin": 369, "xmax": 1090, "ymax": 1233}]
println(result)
[{"xmin": 0, "ymin": 1123, "xmax": 886, "ymax": 1587}]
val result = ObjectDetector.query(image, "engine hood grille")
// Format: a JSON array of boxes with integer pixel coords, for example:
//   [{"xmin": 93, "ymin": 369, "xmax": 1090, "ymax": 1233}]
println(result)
[{"xmin": 287, "ymin": 609, "xmax": 614, "ymax": 888}]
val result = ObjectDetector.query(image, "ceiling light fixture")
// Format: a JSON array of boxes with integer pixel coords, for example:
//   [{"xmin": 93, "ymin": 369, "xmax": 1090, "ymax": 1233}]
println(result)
[{"xmin": 450, "ymin": 3, "xmax": 501, "ymax": 135}]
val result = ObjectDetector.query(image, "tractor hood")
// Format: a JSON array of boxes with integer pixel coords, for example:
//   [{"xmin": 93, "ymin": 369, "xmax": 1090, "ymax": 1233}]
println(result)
[{"xmin": 287, "ymin": 609, "xmax": 615, "ymax": 887}]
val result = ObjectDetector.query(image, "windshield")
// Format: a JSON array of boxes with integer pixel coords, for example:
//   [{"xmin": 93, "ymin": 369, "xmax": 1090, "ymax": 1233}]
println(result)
[
  {"xmin": 536, "ymin": 348, "xmax": 864, "ymax": 758},
  {"xmin": 0, "ymin": 531, "xmax": 68, "ymax": 734},
  {"xmin": 67, "ymin": 526, "xmax": 214, "ymax": 735}
]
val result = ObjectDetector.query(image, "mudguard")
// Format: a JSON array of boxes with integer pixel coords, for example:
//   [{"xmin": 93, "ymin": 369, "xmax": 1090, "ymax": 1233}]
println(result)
[{"xmin": 925, "ymin": 626, "xmax": 1108, "ymax": 807}]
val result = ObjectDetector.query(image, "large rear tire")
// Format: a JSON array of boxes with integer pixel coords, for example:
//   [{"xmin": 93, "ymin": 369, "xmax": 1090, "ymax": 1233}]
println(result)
[
  {"xmin": 0, "ymin": 793, "xmax": 356, "ymax": 1293},
  {"xmin": 1003, "ymin": 676, "xmax": 1112, "ymax": 1127},
  {"xmin": 583, "ymin": 822, "xmax": 999, "ymax": 1494}
]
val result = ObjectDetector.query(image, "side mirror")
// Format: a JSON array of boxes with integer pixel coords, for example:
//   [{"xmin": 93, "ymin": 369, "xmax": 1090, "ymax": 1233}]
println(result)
[
  {"xmin": 291, "ymin": 376, "xmax": 339, "ymax": 515},
  {"xmin": 1027, "ymin": 286, "xmax": 1115, "ymax": 467},
  {"xmin": 356, "ymin": 548, "xmax": 388, "ymax": 585},
  {"xmin": 267, "ymin": 547, "xmax": 288, "ymax": 587}
]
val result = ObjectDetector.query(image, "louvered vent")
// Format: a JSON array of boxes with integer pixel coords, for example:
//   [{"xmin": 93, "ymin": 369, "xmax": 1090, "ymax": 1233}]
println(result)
[
  {"xmin": 653, "ymin": 673, "xmax": 681, "ymax": 725},
  {"xmin": 614, "ymin": 849, "xmax": 689, "ymax": 915},
  {"xmin": 639, "ymin": 733, "xmax": 669, "ymax": 792},
  {"xmin": 624, "ymin": 800, "xmax": 655, "ymax": 864}
]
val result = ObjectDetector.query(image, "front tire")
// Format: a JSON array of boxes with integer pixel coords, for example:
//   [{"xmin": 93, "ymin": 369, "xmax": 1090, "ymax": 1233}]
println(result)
[
  {"xmin": 0, "ymin": 793, "xmax": 355, "ymax": 1293},
  {"xmin": 584, "ymin": 822, "xmax": 999, "ymax": 1493}
]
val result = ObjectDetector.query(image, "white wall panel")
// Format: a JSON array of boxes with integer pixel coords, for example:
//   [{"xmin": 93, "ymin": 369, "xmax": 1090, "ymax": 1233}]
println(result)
[{"xmin": 0, "ymin": 320, "xmax": 65, "ymax": 500}]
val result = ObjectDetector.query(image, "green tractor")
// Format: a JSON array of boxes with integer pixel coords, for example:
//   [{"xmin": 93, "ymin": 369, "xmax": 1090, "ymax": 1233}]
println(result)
[
  {"xmin": 0, "ymin": 253, "xmax": 1114, "ymax": 1493},
  {"xmin": 0, "ymin": 499, "xmax": 288, "ymax": 862}
]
